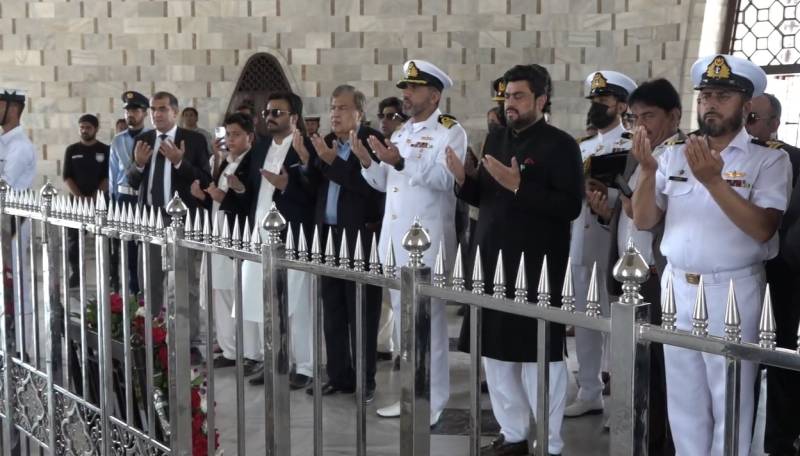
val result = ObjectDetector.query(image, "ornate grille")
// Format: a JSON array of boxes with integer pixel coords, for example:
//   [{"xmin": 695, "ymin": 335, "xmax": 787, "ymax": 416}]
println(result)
[
  {"xmin": 234, "ymin": 53, "xmax": 291, "ymax": 94},
  {"xmin": 728, "ymin": 0, "xmax": 800, "ymax": 72}
]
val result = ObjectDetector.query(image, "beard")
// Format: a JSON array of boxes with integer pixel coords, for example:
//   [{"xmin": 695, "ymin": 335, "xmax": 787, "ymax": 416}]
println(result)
[
  {"xmin": 697, "ymin": 107, "xmax": 744, "ymax": 137},
  {"xmin": 80, "ymin": 132, "xmax": 96, "ymax": 141},
  {"xmin": 506, "ymin": 108, "xmax": 537, "ymax": 130},
  {"xmin": 266, "ymin": 120, "xmax": 288, "ymax": 136}
]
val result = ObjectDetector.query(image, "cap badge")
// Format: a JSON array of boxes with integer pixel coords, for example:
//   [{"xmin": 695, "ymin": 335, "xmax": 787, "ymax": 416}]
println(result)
[
  {"xmin": 126, "ymin": 92, "xmax": 134, "ymax": 99},
  {"xmin": 706, "ymin": 55, "xmax": 732, "ymax": 80},
  {"xmin": 590, "ymin": 72, "xmax": 608, "ymax": 91},
  {"xmin": 497, "ymin": 80, "xmax": 506, "ymax": 95},
  {"xmin": 407, "ymin": 61, "xmax": 419, "ymax": 79}
]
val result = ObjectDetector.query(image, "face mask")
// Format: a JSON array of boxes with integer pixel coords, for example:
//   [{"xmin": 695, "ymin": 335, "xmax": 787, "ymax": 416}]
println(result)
[{"xmin": 587, "ymin": 102, "xmax": 616, "ymax": 130}]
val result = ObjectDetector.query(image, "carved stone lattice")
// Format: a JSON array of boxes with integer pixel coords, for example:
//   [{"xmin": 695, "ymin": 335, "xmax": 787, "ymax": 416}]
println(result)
[
  {"xmin": 731, "ymin": 0, "xmax": 800, "ymax": 68},
  {"xmin": 53, "ymin": 390, "xmax": 102, "ymax": 456},
  {"xmin": 12, "ymin": 364, "xmax": 49, "ymax": 443},
  {"xmin": 234, "ymin": 53, "xmax": 292, "ymax": 93},
  {"xmin": 109, "ymin": 418, "xmax": 170, "ymax": 456}
]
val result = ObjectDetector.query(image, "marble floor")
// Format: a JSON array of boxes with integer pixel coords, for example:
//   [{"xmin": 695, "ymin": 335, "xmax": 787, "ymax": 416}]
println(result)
[{"xmin": 209, "ymin": 306, "xmax": 610, "ymax": 456}]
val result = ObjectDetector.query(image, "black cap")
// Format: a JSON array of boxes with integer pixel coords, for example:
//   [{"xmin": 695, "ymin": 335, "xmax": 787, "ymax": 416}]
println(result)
[
  {"xmin": 122, "ymin": 91, "xmax": 149, "ymax": 109},
  {"xmin": 0, "ymin": 89, "xmax": 26, "ymax": 104}
]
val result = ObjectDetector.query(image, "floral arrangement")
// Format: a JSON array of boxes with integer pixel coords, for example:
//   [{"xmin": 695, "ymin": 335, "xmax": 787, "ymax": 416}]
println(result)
[{"xmin": 87, "ymin": 292, "xmax": 220, "ymax": 456}]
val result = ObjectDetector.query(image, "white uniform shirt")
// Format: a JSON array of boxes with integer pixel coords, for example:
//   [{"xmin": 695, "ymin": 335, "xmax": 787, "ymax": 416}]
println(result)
[
  {"xmin": 655, "ymin": 127, "xmax": 791, "ymax": 273},
  {"xmin": 0, "ymin": 126, "xmax": 36, "ymax": 191},
  {"xmin": 616, "ymin": 133, "xmax": 679, "ymax": 265},
  {"xmin": 210, "ymin": 150, "xmax": 250, "ymax": 290},
  {"xmin": 361, "ymin": 109, "xmax": 467, "ymax": 269},
  {"xmin": 569, "ymin": 122, "xmax": 630, "ymax": 267}
]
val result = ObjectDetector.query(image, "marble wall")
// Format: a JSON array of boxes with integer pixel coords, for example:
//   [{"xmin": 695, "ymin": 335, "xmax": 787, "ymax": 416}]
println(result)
[{"xmin": 0, "ymin": 0, "xmax": 719, "ymax": 185}]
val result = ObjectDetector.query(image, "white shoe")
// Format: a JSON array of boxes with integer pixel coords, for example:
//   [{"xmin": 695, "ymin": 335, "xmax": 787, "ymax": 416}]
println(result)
[
  {"xmin": 563, "ymin": 397, "xmax": 604, "ymax": 417},
  {"xmin": 430, "ymin": 409, "xmax": 443, "ymax": 427},
  {"xmin": 377, "ymin": 401, "xmax": 400, "ymax": 418}
]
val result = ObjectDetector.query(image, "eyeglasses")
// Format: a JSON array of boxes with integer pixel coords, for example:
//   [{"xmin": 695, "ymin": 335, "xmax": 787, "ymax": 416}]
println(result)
[
  {"xmin": 746, "ymin": 112, "xmax": 776, "ymax": 125},
  {"xmin": 377, "ymin": 112, "xmax": 405, "ymax": 121},
  {"xmin": 261, "ymin": 109, "xmax": 292, "ymax": 119}
]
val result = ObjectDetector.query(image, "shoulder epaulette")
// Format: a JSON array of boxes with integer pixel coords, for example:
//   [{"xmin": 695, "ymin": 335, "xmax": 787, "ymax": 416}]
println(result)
[
  {"xmin": 438, "ymin": 114, "xmax": 458, "ymax": 129},
  {"xmin": 750, "ymin": 138, "xmax": 779, "ymax": 149},
  {"xmin": 665, "ymin": 137, "xmax": 686, "ymax": 146},
  {"xmin": 620, "ymin": 131, "xmax": 633, "ymax": 140},
  {"xmin": 577, "ymin": 133, "xmax": 597, "ymax": 144}
]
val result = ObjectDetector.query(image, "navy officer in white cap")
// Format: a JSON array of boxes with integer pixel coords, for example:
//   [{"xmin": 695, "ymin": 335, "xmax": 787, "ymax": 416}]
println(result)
[
  {"xmin": 0, "ymin": 88, "xmax": 36, "ymax": 367},
  {"xmin": 351, "ymin": 59, "xmax": 467, "ymax": 425},
  {"xmin": 565, "ymin": 70, "xmax": 637, "ymax": 419},
  {"xmin": 633, "ymin": 54, "xmax": 790, "ymax": 455}
]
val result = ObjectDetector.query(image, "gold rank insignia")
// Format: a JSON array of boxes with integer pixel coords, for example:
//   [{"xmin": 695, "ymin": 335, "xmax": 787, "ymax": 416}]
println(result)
[
  {"xmin": 723, "ymin": 170, "xmax": 746, "ymax": 179},
  {"xmin": 706, "ymin": 55, "xmax": 732, "ymax": 80},
  {"xmin": 126, "ymin": 92, "xmax": 134, "ymax": 99},
  {"xmin": 766, "ymin": 140, "xmax": 785, "ymax": 149},
  {"xmin": 438, "ymin": 114, "xmax": 457, "ymax": 129},
  {"xmin": 590, "ymin": 72, "xmax": 608, "ymax": 91},
  {"xmin": 407, "ymin": 61, "xmax": 419, "ymax": 78},
  {"xmin": 583, "ymin": 156, "xmax": 592, "ymax": 175}
]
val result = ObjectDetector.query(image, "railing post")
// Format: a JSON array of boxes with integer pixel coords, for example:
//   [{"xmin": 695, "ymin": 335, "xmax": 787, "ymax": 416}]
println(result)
[
  {"xmin": 39, "ymin": 183, "xmax": 60, "ymax": 452},
  {"xmin": 609, "ymin": 240, "xmax": 651, "ymax": 456},
  {"xmin": 165, "ymin": 193, "xmax": 192, "ymax": 455},
  {"xmin": 261, "ymin": 204, "xmax": 290, "ymax": 456},
  {"xmin": 94, "ymin": 191, "xmax": 116, "ymax": 455},
  {"xmin": 0, "ymin": 179, "xmax": 16, "ymax": 456},
  {"xmin": 399, "ymin": 219, "xmax": 432, "ymax": 456}
]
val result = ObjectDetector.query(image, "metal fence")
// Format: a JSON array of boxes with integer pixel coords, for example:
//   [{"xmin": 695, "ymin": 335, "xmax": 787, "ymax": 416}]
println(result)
[{"xmin": 1, "ymin": 180, "xmax": 800, "ymax": 456}]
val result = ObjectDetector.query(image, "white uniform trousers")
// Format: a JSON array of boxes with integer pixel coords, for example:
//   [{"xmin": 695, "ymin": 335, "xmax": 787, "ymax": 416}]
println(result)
[
  {"xmin": 390, "ymin": 289, "xmax": 449, "ymax": 415},
  {"xmin": 662, "ymin": 264, "xmax": 762, "ymax": 456},
  {"xmin": 572, "ymin": 263, "xmax": 611, "ymax": 401},
  {"xmin": 249, "ymin": 270, "xmax": 315, "ymax": 374},
  {"xmin": 376, "ymin": 290, "xmax": 396, "ymax": 353},
  {"xmin": 483, "ymin": 358, "xmax": 568, "ymax": 454},
  {"xmin": 213, "ymin": 289, "xmax": 262, "ymax": 361}
]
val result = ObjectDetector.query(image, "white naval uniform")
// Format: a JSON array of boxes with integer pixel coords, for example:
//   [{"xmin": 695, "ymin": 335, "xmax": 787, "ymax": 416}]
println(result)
[
  {"xmin": 654, "ymin": 128, "xmax": 791, "ymax": 456},
  {"xmin": 0, "ymin": 126, "xmax": 36, "ymax": 356},
  {"xmin": 361, "ymin": 109, "xmax": 467, "ymax": 416},
  {"xmin": 241, "ymin": 138, "xmax": 314, "ymax": 375},
  {"xmin": 199, "ymin": 151, "xmax": 262, "ymax": 361},
  {"xmin": 569, "ymin": 122, "xmax": 630, "ymax": 402}
]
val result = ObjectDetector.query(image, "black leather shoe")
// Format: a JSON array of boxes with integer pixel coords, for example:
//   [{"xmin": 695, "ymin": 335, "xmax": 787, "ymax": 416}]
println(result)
[
  {"xmin": 244, "ymin": 360, "xmax": 262, "ymax": 377},
  {"xmin": 213, "ymin": 356, "xmax": 235, "ymax": 368},
  {"xmin": 365, "ymin": 387, "xmax": 375, "ymax": 404},
  {"xmin": 190, "ymin": 348, "xmax": 204, "ymax": 366},
  {"xmin": 249, "ymin": 373, "xmax": 264, "ymax": 385},
  {"xmin": 393, "ymin": 356, "xmax": 401, "ymax": 371},
  {"xmin": 306, "ymin": 383, "xmax": 355, "ymax": 396},
  {"xmin": 289, "ymin": 373, "xmax": 313, "ymax": 390},
  {"xmin": 377, "ymin": 351, "xmax": 393, "ymax": 361},
  {"xmin": 480, "ymin": 434, "xmax": 529, "ymax": 456}
]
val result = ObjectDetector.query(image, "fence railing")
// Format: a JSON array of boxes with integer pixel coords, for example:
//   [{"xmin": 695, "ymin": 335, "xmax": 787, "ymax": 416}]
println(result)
[{"xmin": 1, "ymin": 181, "xmax": 799, "ymax": 456}]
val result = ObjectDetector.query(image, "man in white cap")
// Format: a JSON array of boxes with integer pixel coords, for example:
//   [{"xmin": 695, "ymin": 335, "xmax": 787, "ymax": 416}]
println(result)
[
  {"xmin": 633, "ymin": 54, "xmax": 790, "ymax": 455},
  {"xmin": 0, "ymin": 89, "xmax": 36, "ymax": 365},
  {"xmin": 351, "ymin": 59, "xmax": 467, "ymax": 426},
  {"xmin": 565, "ymin": 70, "xmax": 637, "ymax": 418}
]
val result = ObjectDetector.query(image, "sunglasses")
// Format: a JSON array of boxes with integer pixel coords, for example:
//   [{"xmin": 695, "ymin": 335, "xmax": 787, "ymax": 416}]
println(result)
[
  {"xmin": 377, "ymin": 112, "xmax": 405, "ymax": 121},
  {"xmin": 261, "ymin": 109, "xmax": 292, "ymax": 119}
]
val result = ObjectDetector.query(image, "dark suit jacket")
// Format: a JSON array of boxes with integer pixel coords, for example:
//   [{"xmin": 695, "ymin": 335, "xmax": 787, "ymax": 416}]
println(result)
[
  {"xmin": 456, "ymin": 119, "xmax": 584, "ymax": 362},
  {"xmin": 210, "ymin": 149, "xmax": 256, "ymax": 230},
  {"xmin": 242, "ymin": 135, "xmax": 319, "ymax": 245},
  {"xmin": 307, "ymin": 127, "xmax": 385, "ymax": 233},
  {"xmin": 127, "ymin": 127, "xmax": 212, "ymax": 211}
]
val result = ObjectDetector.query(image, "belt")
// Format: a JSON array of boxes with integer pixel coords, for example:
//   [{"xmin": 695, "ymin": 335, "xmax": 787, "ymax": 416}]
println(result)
[
  {"xmin": 117, "ymin": 185, "xmax": 139, "ymax": 196},
  {"xmin": 668, "ymin": 264, "xmax": 764, "ymax": 286}
]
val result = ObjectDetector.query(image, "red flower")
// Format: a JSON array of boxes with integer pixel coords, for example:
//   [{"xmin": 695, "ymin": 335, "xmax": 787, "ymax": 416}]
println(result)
[
  {"xmin": 152, "ymin": 326, "xmax": 167, "ymax": 345},
  {"xmin": 191, "ymin": 388, "xmax": 201, "ymax": 410},
  {"xmin": 110, "ymin": 293, "xmax": 124, "ymax": 314},
  {"xmin": 157, "ymin": 345, "xmax": 168, "ymax": 370},
  {"xmin": 523, "ymin": 157, "xmax": 535, "ymax": 166}
]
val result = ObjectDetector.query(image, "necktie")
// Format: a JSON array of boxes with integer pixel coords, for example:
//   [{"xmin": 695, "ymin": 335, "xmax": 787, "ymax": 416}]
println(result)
[{"xmin": 151, "ymin": 134, "xmax": 167, "ymax": 207}]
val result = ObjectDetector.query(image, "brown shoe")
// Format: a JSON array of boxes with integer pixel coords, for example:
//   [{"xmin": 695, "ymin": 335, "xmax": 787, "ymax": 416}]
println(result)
[{"xmin": 480, "ymin": 434, "xmax": 529, "ymax": 455}]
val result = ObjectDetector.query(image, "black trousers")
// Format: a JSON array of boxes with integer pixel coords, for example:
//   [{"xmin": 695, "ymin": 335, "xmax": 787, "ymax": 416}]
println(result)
[
  {"xmin": 320, "ymin": 225, "xmax": 382, "ymax": 390},
  {"xmin": 67, "ymin": 228, "xmax": 80, "ymax": 278},
  {"xmin": 764, "ymin": 259, "xmax": 800, "ymax": 455},
  {"xmin": 640, "ymin": 272, "xmax": 676, "ymax": 456},
  {"xmin": 109, "ymin": 194, "xmax": 140, "ymax": 294}
]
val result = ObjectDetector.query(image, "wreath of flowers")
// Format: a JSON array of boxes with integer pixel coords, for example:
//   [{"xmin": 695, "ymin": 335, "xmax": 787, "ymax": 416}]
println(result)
[{"xmin": 88, "ymin": 292, "xmax": 220, "ymax": 456}]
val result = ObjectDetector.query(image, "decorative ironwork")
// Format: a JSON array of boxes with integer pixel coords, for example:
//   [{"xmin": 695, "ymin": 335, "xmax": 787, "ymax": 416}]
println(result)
[
  {"xmin": 53, "ymin": 389, "xmax": 102, "ymax": 456},
  {"xmin": 234, "ymin": 53, "xmax": 291, "ymax": 93},
  {"xmin": 109, "ymin": 417, "xmax": 170, "ymax": 456},
  {"xmin": 728, "ymin": 0, "xmax": 800, "ymax": 72},
  {"xmin": 12, "ymin": 363, "xmax": 49, "ymax": 443}
]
